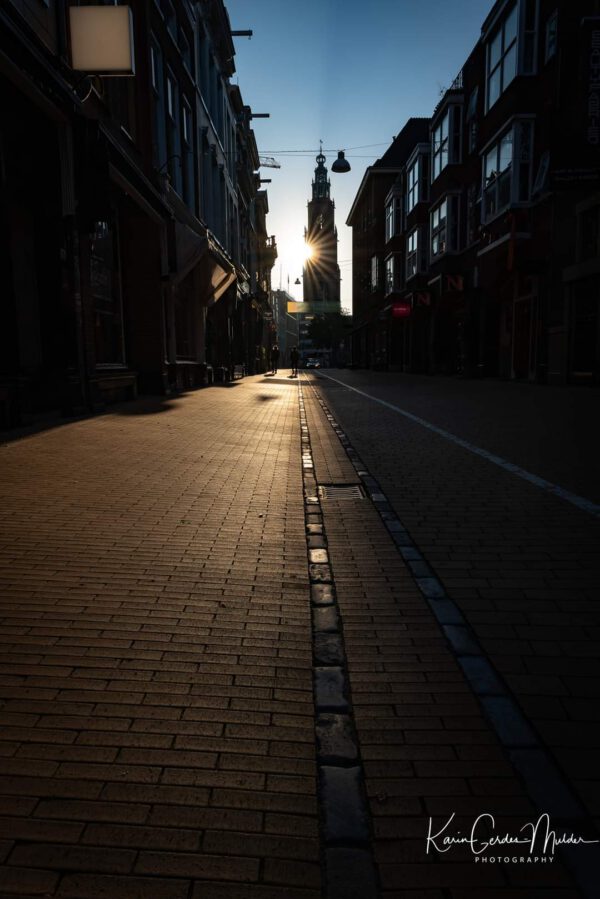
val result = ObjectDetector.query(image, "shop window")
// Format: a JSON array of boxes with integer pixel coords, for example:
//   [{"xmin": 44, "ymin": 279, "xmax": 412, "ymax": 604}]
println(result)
[{"xmin": 90, "ymin": 220, "xmax": 125, "ymax": 366}]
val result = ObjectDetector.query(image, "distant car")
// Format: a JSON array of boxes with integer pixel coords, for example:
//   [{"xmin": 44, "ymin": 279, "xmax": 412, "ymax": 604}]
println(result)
[{"xmin": 304, "ymin": 358, "xmax": 321, "ymax": 369}]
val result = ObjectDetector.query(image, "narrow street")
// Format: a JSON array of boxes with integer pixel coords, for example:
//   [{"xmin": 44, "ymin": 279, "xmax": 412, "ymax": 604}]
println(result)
[{"xmin": 0, "ymin": 373, "xmax": 598, "ymax": 898}]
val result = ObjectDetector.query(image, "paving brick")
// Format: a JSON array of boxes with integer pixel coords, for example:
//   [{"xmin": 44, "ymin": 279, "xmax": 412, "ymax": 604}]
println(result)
[
  {"xmin": 0, "ymin": 866, "xmax": 59, "ymax": 895},
  {"xmin": 56, "ymin": 873, "xmax": 190, "ymax": 898},
  {"xmin": 325, "ymin": 847, "xmax": 379, "ymax": 899},
  {"xmin": 320, "ymin": 766, "xmax": 369, "ymax": 844},
  {"xmin": 202, "ymin": 830, "xmax": 318, "ymax": 862},
  {"xmin": 8, "ymin": 843, "xmax": 136, "ymax": 874},
  {"xmin": 81, "ymin": 823, "xmax": 201, "ymax": 851},
  {"xmin": 134, "ymin": 850, "xmax": 259, "ymax": 881}
]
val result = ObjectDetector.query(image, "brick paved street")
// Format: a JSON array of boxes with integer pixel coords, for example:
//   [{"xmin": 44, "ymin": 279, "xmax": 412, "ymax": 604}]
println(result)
[
  {"xmin": 0, "ymin": 379, "xmax": 319, "ymax": 899},
  {"xmin": 309, "ymin": 371, "xmax": 600, "ymax": 892},
  {"xmin": 0, "ymin": 372, "xmax": 598, "ymax": 897}
]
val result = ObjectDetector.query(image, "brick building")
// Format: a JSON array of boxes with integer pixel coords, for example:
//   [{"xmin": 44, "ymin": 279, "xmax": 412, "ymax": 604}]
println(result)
[
  {"xmin": 348, "ymin": 0, "xmax": 600, "ymax": 384},
  {"xmin": 0, "ymin": 0, "xmax": 277, "ymax": 427}
]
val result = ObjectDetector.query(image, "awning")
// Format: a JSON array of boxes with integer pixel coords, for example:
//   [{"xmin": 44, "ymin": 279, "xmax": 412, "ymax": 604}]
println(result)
[
  {"xmin": 205, "ymin": 238, "xmax": 236, "ymax": 305},
  {"xmin": 173, "ymin": 222, "xmax": 209, "ymax": 285},
  {"xmin": 172, "ymin": 223, "xmax": 236, "ymax": 303}
]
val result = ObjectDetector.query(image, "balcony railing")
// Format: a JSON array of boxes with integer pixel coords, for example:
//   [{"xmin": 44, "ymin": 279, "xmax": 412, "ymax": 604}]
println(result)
[{"xmin": 432, "ymin": 68, "xmax": 464, "ymax": 115}]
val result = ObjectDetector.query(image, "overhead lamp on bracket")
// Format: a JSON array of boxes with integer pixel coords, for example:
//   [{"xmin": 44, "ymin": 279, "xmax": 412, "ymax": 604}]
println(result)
[
  {"xmin": 231, "ymin": 30, "xmax": 253, "ymax": 38},
  {"xmin": 331, "ymin": 150, "xmax": 351, "ymax": 173}
]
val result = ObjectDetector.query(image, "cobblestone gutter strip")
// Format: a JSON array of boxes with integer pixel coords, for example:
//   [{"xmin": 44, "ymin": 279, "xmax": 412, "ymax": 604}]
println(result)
[
  {"xmin": 306, "ymin": 376, "xmax": 599, "ymax": 899},
  {"xmin": 298, "ymin": 382, "xmax": 381, "ymax": 899}
]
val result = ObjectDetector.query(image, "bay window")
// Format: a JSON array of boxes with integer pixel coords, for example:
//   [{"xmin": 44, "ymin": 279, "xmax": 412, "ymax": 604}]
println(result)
[
  {"xmin": 406, "ymin": 146, "xmax": 430, "ymax": 213},
  {"xmin": 432, "ymin": 112, "xmax": 449, "ymax": 180},
  {"xmin": 384, "ymin": 255, "xmax": 401, "ymax": 295},
  {"xmin": 430, "ymin": 195, "xmax": 460, "ymax": 259},
  {"xmin": 406, "ymin": 229, "xmax": 420, "ymax": 280},
  {"xmin": 482, "ymin": 119, "xmax": 533, "ymax": 222},
  {"xmin": 385, "ymin": 196, "xmax": 402, "ymax": 242},
  {"xmin": 485, "ymin": 1, "xmax": 540, "ymax": 110},
  {"xmin": 431, "ymin": 106, "xmax": 462, "ymax": 182},
  {"xmin": 486, "ymin": 3, "xmax": 518, "ymax": 109}
]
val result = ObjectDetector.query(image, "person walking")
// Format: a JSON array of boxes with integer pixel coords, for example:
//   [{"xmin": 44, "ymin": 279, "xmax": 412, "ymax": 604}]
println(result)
[
  {"xmin": 270, "ymin": 344, "xmax": 280, "ymax": 374},
  {"xmin": 290, "ymin": 345, "xmax": 299, "ymax": 378}
]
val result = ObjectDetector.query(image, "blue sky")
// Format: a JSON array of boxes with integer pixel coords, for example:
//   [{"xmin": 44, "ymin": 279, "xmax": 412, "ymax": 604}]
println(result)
[{"xmin": 226, "ymin": 0, "xmax": 493, "ymax": 307}]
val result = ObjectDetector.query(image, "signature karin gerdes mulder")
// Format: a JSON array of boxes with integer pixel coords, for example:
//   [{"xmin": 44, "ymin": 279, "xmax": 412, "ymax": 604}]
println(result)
[{"xmin": 426, "ymin": 812, "xmax": 599, "ymax": 859}]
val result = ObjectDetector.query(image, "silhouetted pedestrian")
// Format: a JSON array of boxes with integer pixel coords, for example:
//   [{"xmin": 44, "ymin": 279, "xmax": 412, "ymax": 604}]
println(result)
[
  {"xmin": 290, "ymin": 346, "xmax": 299, "ymax": 377},
  {"xmin": 271, "ymin": 344, "xmax": 280, "ymax": 374}
]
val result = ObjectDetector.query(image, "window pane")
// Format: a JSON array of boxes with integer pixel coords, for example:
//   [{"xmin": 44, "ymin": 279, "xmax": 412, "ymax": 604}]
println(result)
[
  {"xmin": 503, "ymin": 42, "xmax": 517, "ymax": 88},
  {"xmin": 441, "ymin": 140, "xmax": 449, "ymax": 170},
  {"xmin": 546, "ymin": 13, "xmax": 557, "ymax": 61},
  {"xmin": 488, "ymin": 66, "xmax": 501, "ymax": 107},
  {"xmin": 499, "ymin": 131, "xmax": 513, "ymax": 172},
  {"xmin": 485, "ymin": 147, "xmax": 497, "ymax": 181},
  {"xmin": 498, "ymin": 169, "xmax": 511, "ymax": 208},
  {"xmin": 484, "ymin": 184, "xmax": 496, "ymax": 218},
  {"xmin": 489, "ymin": 29, "xmax": 502, "ymax": 69},
  {"xmin": 504, "ymin": 4, "xmax": 518, "ymax": 47}
]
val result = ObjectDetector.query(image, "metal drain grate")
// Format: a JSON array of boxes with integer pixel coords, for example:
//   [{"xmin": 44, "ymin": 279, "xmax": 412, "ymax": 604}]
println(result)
[{"xmin": 318, "ymin": 483, "xmax": 365, "ymax": 500}]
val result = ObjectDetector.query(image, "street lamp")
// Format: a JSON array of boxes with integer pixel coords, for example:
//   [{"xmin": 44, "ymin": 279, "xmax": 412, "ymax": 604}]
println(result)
[{"xmin": 331, "ymin": 151, "xmax": 351, "ymax": 173}]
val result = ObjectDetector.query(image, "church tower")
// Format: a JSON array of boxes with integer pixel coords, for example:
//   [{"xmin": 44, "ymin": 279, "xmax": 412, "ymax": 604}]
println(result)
[{"xmin": 303, "ymin": 146, "xmax": 341, "ymax": 311}]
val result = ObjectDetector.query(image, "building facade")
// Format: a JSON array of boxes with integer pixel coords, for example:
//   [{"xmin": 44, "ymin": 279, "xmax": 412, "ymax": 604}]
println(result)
[
  {"xmin": 348, "ymin": 0, "xmax": 600, "ymax": 384},
  {"xmin": 347, "ymin": 119, "xmax": 431, "ymax": 369},
  {"xmin": 0, "ymin": 0, "xmax": 277, "ymax": 428}
]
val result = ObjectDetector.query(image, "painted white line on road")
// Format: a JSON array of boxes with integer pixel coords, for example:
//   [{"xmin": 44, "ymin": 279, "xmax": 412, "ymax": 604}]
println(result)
[{"xmin": 316, "ymin": 373, "xmax": 600, "ymax": 519}]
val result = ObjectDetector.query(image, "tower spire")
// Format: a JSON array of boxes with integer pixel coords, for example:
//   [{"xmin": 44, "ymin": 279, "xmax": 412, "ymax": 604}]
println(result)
[{"xmin": 312, "ymin": 143, "xmax": 330, "ymax": 200}]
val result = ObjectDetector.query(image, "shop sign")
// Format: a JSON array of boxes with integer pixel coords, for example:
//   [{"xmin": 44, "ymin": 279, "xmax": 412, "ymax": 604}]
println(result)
[{"xmin": 392, "ymin": 302, "xmax": 411, "ymax": 319}]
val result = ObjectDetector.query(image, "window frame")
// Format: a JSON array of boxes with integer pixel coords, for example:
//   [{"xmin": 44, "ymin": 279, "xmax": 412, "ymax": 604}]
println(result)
[
  {"xmin": 370, "ymin": 255, "xmax": 380, "ymax": 292},
  {"xmin": 432, "ymin": 111, "xmax": 449, "ymax": 181},
  {"xmin": 431, "ymin": 106, "xmax": 462, "ymax": 183},
  {"xmin": 385, "ymin": 194, "xmax": 402, "ymax": 243},
  {"xmin": 384, "ymin": 253, "xmax": 402, "ymax": 295},
  {"xmin": 407, "ymin": 159, "xmax": 419, "ymax": 213},
  {"xmin": 430, "ymin": 199, "xmax": 448, "ymax": 259},
  {"xmin": 430, "ymin": 195, "xmax": 461, "ymax": 260},
  {"xmin": 481, "ymin": 117, "xmax": 534, "ymax": 223},
  {"xmin": 485, "ymin": 2, "xmax": 518, "ymax": 110},
  {"xmin": 544, "ymin": 9, "xmax": 557, "ymax": 63},
  {"xmin": 406, "ymin": 228, "xmax": 420, "ymax": 280}
]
